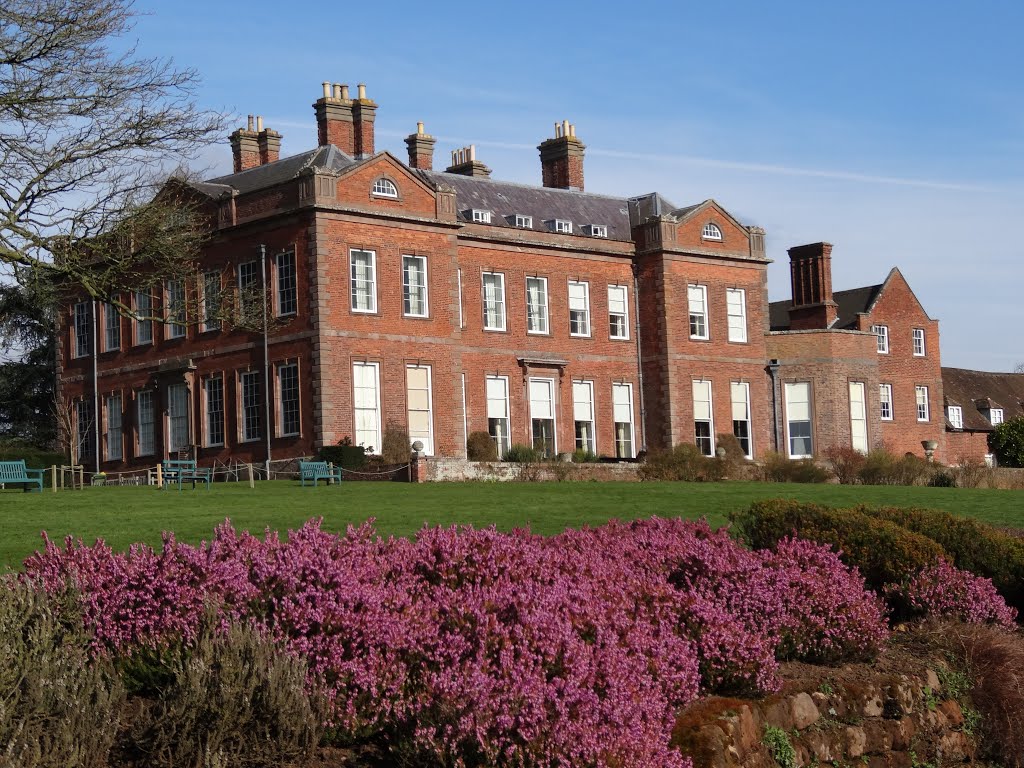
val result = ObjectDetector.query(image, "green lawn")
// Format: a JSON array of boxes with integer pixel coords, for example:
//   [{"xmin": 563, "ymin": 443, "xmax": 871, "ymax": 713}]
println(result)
[{"xmin": 1, "ymin": 480, "xmax": 1022, "ymax": 569}]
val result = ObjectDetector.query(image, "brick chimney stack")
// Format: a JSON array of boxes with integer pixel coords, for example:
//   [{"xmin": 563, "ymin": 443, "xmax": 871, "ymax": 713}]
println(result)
[
  {"xmin": 229, "ymin": 115, "xmax": 260, "ymax": 172},
  {"xmin": 352, "ymin": 83, "xmax": 377, "ymax": 158},
  {"xmin": 538, "ymin": 120, "xmax": 585, "ymax": 191},
  {"xmin": 313, "ymin": 81, "xmax": 355, "ymax": 155},
  {"xmin": 405, "ymin": 122, "xmax": 437, "ymax": 170},
  {"xmin": 255, "ymin": 115, "xmax": 282, "ymax": 165},
  {"xmin": 445, "ymin": 145, "xmax": 492, "ymax": 178},
  {"xmin": 787, "ymin": 241, "xmax": 839, "ymax": 330}
]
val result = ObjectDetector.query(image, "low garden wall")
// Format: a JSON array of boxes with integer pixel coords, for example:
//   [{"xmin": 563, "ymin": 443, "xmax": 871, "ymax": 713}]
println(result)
[{"xmin": 412, "ymin": 456, "xmax": 642, "ymax": 482}]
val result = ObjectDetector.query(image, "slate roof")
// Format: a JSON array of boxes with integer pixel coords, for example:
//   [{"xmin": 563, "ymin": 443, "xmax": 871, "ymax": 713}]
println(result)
[
  {"xmin": 202, "ymin": 146, "xmax": 357, "ymax": 195},
  {"xmin": 942, "ymin": 367, "xmax": 1024, "ymax": 431},
  {"xmin": 769, "ymin": 284, "xmax": 883, "ymax": 331},
  {"xmin": 418, "ymin": 170, "xmax": 634, "ymax": 242}
]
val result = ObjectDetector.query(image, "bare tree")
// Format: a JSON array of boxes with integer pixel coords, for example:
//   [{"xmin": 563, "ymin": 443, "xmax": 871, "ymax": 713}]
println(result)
[
  {"xmin": 1015, "ymin": 362, "xmax": 1024, "ymax": 374},
  {"xmin": 1, "ymin": 0, "xmax": 226, "ymax": 299}
]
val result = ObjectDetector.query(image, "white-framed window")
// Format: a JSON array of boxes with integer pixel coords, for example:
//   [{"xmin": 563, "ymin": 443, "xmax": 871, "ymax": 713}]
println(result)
[
  {"xmin": 948, "ymin": 406, "xmax": 963, "ymax": 429},
  {"xmin": 240, "ymin": 372, "xmax": 261, "ymax": 442},
  {"xmin": 726, "ymin": 288, "xmax": 747, "ymax": 343},
  {"xmin": 372, "ymin": 178, "xmax": 398, "ymax": 198},
  {"xmin": 553, "ymin": 219, "xmax": 572, "ymax": 234},
  {"xmin": 406, "ymin": 365, "xmax": 434, "ymax": 455},
  {"xmin": 702, "ymin": 222, "xmax": 723, "ymax": 240},
  {"xmin": 278, "ymin": 363, "xmax": 300, "ymax": 437},
  {"xmin": 471, "ymin": 209, "xmax": 491, "ymax": 224},
  {"xmin": 912, "ymin": 328, "xmax": 926, "ymax": 357},
  {"xmin": 568, "ymin": 280, "xmax": 591, "ymax": 337},
  {"xmin": 457, "ymin": 268, "xmax": 464, "ymax": 329},
  {"xmin": 526, "ymin": 276, "xmax": 549, "ymax": 334},
  {"xmin": 353, "ymin": 362, "xmax": 381, "ymax": 453},
  {"xmin": 872, "ymin": 324, "xmax": 889, "ymax": 354},
  {"xmin": 514, "ymin": 214, "xmax": 533, "ymax": 229},
  {"xmin": 608, "ymin": 285, "xmax": 629, "ymax": 340},
  {"xmin": 75, "ymin": 399, "xmax": 94, "ymax": 462},
  {"xmin": 204, "ymin": 376, "xmax": 224, "ymax": 447},
  {"xmin": 105, "ymin": 394, "xmax": 122, "ymax": 461},
  {"xmin": 612, "ymin": 383, "xmax": 635, "ymax": 459},
  {"xmin": 350, "ymin": 249, "xmax": 377, "ymax": 313},
  {"xmin": 202, "ymin": 272, "xmax": 222, "ymax": 331},
  {"xmin": 238, "ymin": 260, "xmax": 261, "ymax": 323},
  {"xmin": 529, "ymin": 377, "xmax": 556, "ymax": 457},
  {"xmin": 482, "ymin": 272, "xmax": 506, "ymax": 331},
  {"xmin": 402, "ymin": 255, "xmax": 428, "ymax": 317},
  {"xmin": 167, "ymin": 382, "xmax": 190, "ymax": 452},
  {"xmin": 103, "ymin": 302, "xmax": 120, "ymax": 352},
  {"xmin": 730, "ymin": 382, "xmax": 752, "ymax": 459},
  {"xmin": 165, "ymin": 279, "xmax": 185, "ymax": 339},
  {"xmin": 276, "ymin": 252, "xmax": 297, "ymax": 317},
  {"xmin": 688, "ymin": 284, "xmax": 709, "ymax": 340},
  {"xmin": 692, "ymin": 379, "xmax": 714, "ymax": 456},
  {"xmin": 588, "ymin": 224, "xmax": 608, "ymax": 238},
  {"xmin": 573, "ymin": 380, "xmax": 596, "ymax": 454},
  {"xmin": 879, "ymin": 383, "xmax": 893, "ymax": 421},
  {"xmin": 73, "ymin": 301, "xmax": 92, "ymax": 358},
  {"xmin": 915, "ymin": 385, "xmax": 930, "ymax": 422},
  {"xmin": 134, "ymin": 291, "xmax": 153, "ymax": 345},
  {"xmin": 486, "ymin": 375, "xmax": 511, "ymax": 458},
  {"xmin": 137, "ymin": 391, "xmax": 154, "ymax": 456},
  {"xmin": 991, "ymin": 408, "xmax": 1004, "ymax": 425},
  {"xmin": 785, "ymin": 382, "xmax": 813, "ymax": 458},
  {"xmin": 849, "ymin": 381, "xmax": 868, "ymax": 453}
]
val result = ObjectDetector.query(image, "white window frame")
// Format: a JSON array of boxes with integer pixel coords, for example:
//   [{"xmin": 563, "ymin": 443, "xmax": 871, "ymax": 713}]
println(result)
[
  {"xmin": 526, "ymin": 276, "xmax": 549, "ymax": 335},
  {"xmin": 481, "ymin": 272, "xmax": 506, "ymax": 331},
  {"xmin": 688, "ymin": 284, "xmax": 709, "ymax": 340},
  {"xmin": 275, "ymin": 252, "xmax": 297, "ymax": 317},
  {"xmin": 402, "ymin": 254, "xmax": 429, "ymax": 318},
  {"xmin": 608, "ymin": 285, "xmax": 629, "ymax": 340},
  {"xmin": 278, "ymin": 363, "xmax": 300, "ymax": 438},
  {"xmin": 165, "ymin": 279, "xmax": 186, "ymax": 339},
  {"xmin": 849, "ymin": 381, "xmax": 869, "ymax": 454},
  {"xmin": 872, "ymin": 324, "xmax": 889, "ymax": 354},
  {"xmin": 239, "ymin": 371, "xmax": 262, "ymax": 443},
  {"xmin": 350, "ymin": 249, "xmax": 377, "ymax": 314},
  {"xmin": 134, "ymin": 291, "xmax": 153, "ymax": 346},
  {"xmin": 915, "ymin": 385, "xmax": 930, "ymax": 422},
  {"xmin": 730, "ymin": 382, "xmax": 752, "ymax": 459},
  {"xmin": 692, "ymin": 379, "xmax": 715, "ymax": 456},
  {"xmin": 103, "ymin": 301, "xmax": 120, "ymax": 352},
  {"xmin": 486, "ymin": 375, "xmax": 511, "ymax": 458},
  {"xmin": 167, "ymin": 382, "xmax": 190, "ymax": 452},
  {"xmin": 73, "ymin": 301, "xmax": 91, "ymax": 358},
  {"xmin": 406, "ymin": 364, "xmax": 434, "ymax": 455},
  {"xmin": 912, "ymin": 328, "xmax": 926, "ymax": 357},
  {"xmin": 204, "ymin": 376, "xmax": 225, "ymax": 447},
  {"xmin": 785, "ymin": 382, "xmax": 813, "ymax": 459},
  {"xmin": 372, "ymin": 178, "xmax": 398, "ymax": 198},
  {"xmin": 238, "ymin": 260, "xmax": 261, "ymax": 323},
  {"xmin": 353, "ymin": 362, "xmax": 381, "ymax": 453},
  {"xmin": 572, "ymin": 380, "xmax": 596, "ymax": 455},
  {"xmin": 726, "ymin": 288, "xmax": 747, "ymax": 343},
  {"xmin": 589, "ymin": 224, "xmax": 608, "ymax": 238},
  {"xmin": 529, "ymin": 377, "xmax": 557, "ymax": 458},
  {"xmin": 991, "ymin": 408, "xmax": 1004, "ymax": 426},
  {"xmin": 568, "ymin": 280, "xmax": 591, "ymax": 337},
  {"xmin": 471, "ymin": 209, "xmax": 492, "ymax": 224},
  {"xmin": 105, "ymin": 394, "xmax": 122, "ymax": 461},
  {"xmin": 612, "ymin": 383, "xmax": 635, "ymax": 459},
  {"xmin": 514, "ymin": 214, "xmax": 533, "ymax": 229},
  {"xmin": 137, "ymin": 390, "xmax": 154, "ymax": 456},
  {"xmin": 202, "ymin": 272, "xmax": 222, "ymax": 331},
  {"xmin": 702, "ymin": 222, "xmax": 723, "ymax": 240},
  {"xmin": 553, "ymin": 219, "xmax": 572, "ymax": 234},
  {"xmin": 948, "ymin": 406, "xmax": 963, "ymax": 429},
  {"xmin": 879, "ymin": 383, "xmax": 893, "ymax": 421},
  {"xmin": 457, "ymin": 268, "xmax": 464, "ymax": 329}
]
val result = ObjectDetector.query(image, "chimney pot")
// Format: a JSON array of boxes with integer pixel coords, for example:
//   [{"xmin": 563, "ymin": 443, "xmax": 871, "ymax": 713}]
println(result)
[
  {"xmin": 417, "ymin": 121, "xmax": 424, "ymax": 135},
  {"xmin": 332, "ymin": 83, "xmax": 341, "ymax": 100},
  {"xmin": 256, "ymin": 115, "xmax": 263, "ymax": 132},
  {"xmin": 322, "ymin": 81, "xmax": 331, "ymax": 98},
  {"xmin": 340, "ymin": 84, "xmax": 349, "ymax": 100},
  {"xmin": 357, "ymin": 83, "xmax": 367, "ymax": 100},
  {"xmin": 247, "ymin": 114, "xmax": 254, "ymax": 131}
]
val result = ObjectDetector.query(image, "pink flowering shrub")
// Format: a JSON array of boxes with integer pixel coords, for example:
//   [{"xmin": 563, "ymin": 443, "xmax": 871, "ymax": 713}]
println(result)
[
  {"xmin": 19, "ymin": 515, "xmax": 894, "ymax": 768},
  {"xmin": 885, "ymin": 558, "xmax": 1018, "ymax": 628}
]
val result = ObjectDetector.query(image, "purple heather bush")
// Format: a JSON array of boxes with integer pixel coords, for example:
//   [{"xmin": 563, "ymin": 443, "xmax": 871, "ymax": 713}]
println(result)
[
  {"xmin": 885, "ymin": 558, "xmax": 1018, "ymax": 629},
  {"xmin": 21, "ymin": 516, "xmax": 898, "ymax": 768}
]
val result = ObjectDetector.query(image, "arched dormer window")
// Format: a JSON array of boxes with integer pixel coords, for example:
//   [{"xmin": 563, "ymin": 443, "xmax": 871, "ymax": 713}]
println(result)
[
  {"xmin": 372, "ymin": 178, "xmax": 398, "ymax": 198},
  {"xmin": 702, "ymin": 222, "xmax": 723, "ymax": 240}
]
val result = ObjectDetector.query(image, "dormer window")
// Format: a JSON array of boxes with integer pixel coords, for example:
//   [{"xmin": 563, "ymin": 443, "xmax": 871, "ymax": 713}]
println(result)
[
  {"xmin": 552, "ymin": 219, "xmax": 572, "ymax": 234},
  {"xmin": 991, "ymin": 408, "xmax": 1004, "ymax": 425},
  {"xmin": 702, "ymin": 223, "xmax": 723, "ymax": 240},
  {"xmin": 588, "ymin": 224, "xmax": 608, "ymax": 238},
  {"xmin": 514, "ymin": 214, "xmax": 533, "ymax": 229},
  {"xmin": 372, "ymin": 178, "xmax": 398, "ymax": 198},
  {"xmin": 948, "ymin": 406, "xmax": 963, "ymax": 429},
  {"xmin": 471, "ymin": 209, "xmax": 492, "ymax": 224}
]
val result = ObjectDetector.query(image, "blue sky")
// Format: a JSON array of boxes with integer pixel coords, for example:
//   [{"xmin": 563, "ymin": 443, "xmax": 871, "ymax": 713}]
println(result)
[{"xmin": 132, "ymin": 0, "xmax": 1024, "ymax": 370}]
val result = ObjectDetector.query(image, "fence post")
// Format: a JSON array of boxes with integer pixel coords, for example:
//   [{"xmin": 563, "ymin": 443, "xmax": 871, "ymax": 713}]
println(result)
[
  {"xmin": 248, "ymin": 463, "xmax": 255, "ymax": 489},
  {"xmin": 51, "ymin": 465, "xmax": 57, "ymax": 493}
]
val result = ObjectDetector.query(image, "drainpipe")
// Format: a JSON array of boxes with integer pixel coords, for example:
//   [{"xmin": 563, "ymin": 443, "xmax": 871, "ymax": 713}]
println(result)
[
  {"xmin": 767, "ymin": 359, "xmax": 781, "ymax": 454},
  {"xmin": 631, "ymin": 264, "xmax": 647, "ymax": 451},
  {"xmin": 92, "ymin": 299, "xmax": 100, "ymax": 474},
  {"xmin": 260, "ymin": 245, "xmax": 272, "ymax": 480}
]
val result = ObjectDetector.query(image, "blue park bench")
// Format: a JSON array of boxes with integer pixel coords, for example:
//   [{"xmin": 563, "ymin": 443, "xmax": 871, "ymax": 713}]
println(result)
[
  {"xmin": 298, "ymin": 460, "xmax": 343, "ymax": 487},
  {"xmin": 0, "ymin": 460, "xmax": 45, "ymax": 492},
  {"xmin": 162, "ymin": 459, "xmax": 211, "ymax": 491}
]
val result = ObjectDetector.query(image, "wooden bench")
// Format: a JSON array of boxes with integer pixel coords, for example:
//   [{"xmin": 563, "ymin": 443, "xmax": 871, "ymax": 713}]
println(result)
[
  {"xmin": 299, "ymin": 460, "xmax": 342, "ymax": 487},
  {"xmin": 0, "ymin": 460, "xmax": 45, "ymax": 492},
  {"xmin": 162, "ymin": 459, "xmax": 211, "ymax": 491}
]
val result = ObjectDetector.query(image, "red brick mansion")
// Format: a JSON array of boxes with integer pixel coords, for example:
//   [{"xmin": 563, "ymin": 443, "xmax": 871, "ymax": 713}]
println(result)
[{"xmin": 57, "ymin": 81, "xmax": 1001, "ymax": 473}]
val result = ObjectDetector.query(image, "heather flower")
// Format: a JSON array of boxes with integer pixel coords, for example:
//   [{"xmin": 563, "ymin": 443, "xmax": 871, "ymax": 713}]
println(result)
[{"xmin": 885, "ymin": 558, "xmax": 1017, "ymax": 628}]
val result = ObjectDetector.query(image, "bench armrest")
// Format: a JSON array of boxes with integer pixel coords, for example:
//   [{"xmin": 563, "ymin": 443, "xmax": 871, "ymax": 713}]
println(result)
[{"xmin": 25, "ymin": 468, "xmax": 46, "ymax": 478}]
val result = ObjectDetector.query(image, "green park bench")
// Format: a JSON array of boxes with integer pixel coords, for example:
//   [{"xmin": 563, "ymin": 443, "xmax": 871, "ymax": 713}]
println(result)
[
  {"xmin": 298, "ymin": 460, "xmax": 343, "ymax": 487},
  {"xmin": 0, "ymin": 460, "xmax": 45, "ymax": 492},
  {"xmin": 162, "ymin": 459, "xmax": 211, "ymax": 491}
]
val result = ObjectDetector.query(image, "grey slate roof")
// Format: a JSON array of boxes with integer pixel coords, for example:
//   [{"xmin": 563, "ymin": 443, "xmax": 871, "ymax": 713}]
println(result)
[
  {"xmin": 419, "ymin": 170, "xmax": 634, "ymax": 242},
  {"xmin": 942, "ymin": 367, "xmax": 1024, "ymax": 431},
  {"xmin": 769, "ymin": 284, "xmax": 883, "ymax": 331},
  {"xmin": 203, "ymin": 145, "xmax": 357, "ymax": 195}
]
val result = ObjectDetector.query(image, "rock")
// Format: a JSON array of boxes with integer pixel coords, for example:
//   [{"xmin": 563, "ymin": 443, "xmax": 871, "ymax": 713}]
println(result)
[
  {"xmin": 810, "ymin": 691, "xmax": 828, "ymax": 708},
  {"xmin": 891, "ymin": 716, "xmax": 916, "ymax": 751},
  {"xmin": 863, "ymin": 691, "xmax": 884, "ymax": 718},
  {"xmin": 764, "ymin": 699, "xmax": 794, "ymax": 731},
  {"xmin": 926, "ymin": 668, "xmax": 941, "ymax": 693},
  {"xmin": 803, "ymin": 731, "xmax": 837, "ymax": 762},
  {"xmin": 845, "ymin": 725, "xmax": 867, "ymax": 758},
  {"xmin": 790, "ymin": 692, "xmax": 821, "ymax": 730},
  {"xmin": 863, "ymin": 721, "xmax": 893, "ymax": 754},
  {"xmin": 735, "ymin": 705, "xmax": 760, "ymax": 755},
  {"xmin": 938, "ymin": 699, "xmax": 964, "ymax": 728},
  {"xmin": 938, "ymin": 731, "xmax": 971, "ymax": 762}
]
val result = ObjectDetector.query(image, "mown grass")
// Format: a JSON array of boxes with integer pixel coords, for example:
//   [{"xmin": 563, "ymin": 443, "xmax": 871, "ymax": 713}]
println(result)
[{"xmin": 1, "ymin": 479, "xmax": 1022, "ymax": 569}]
